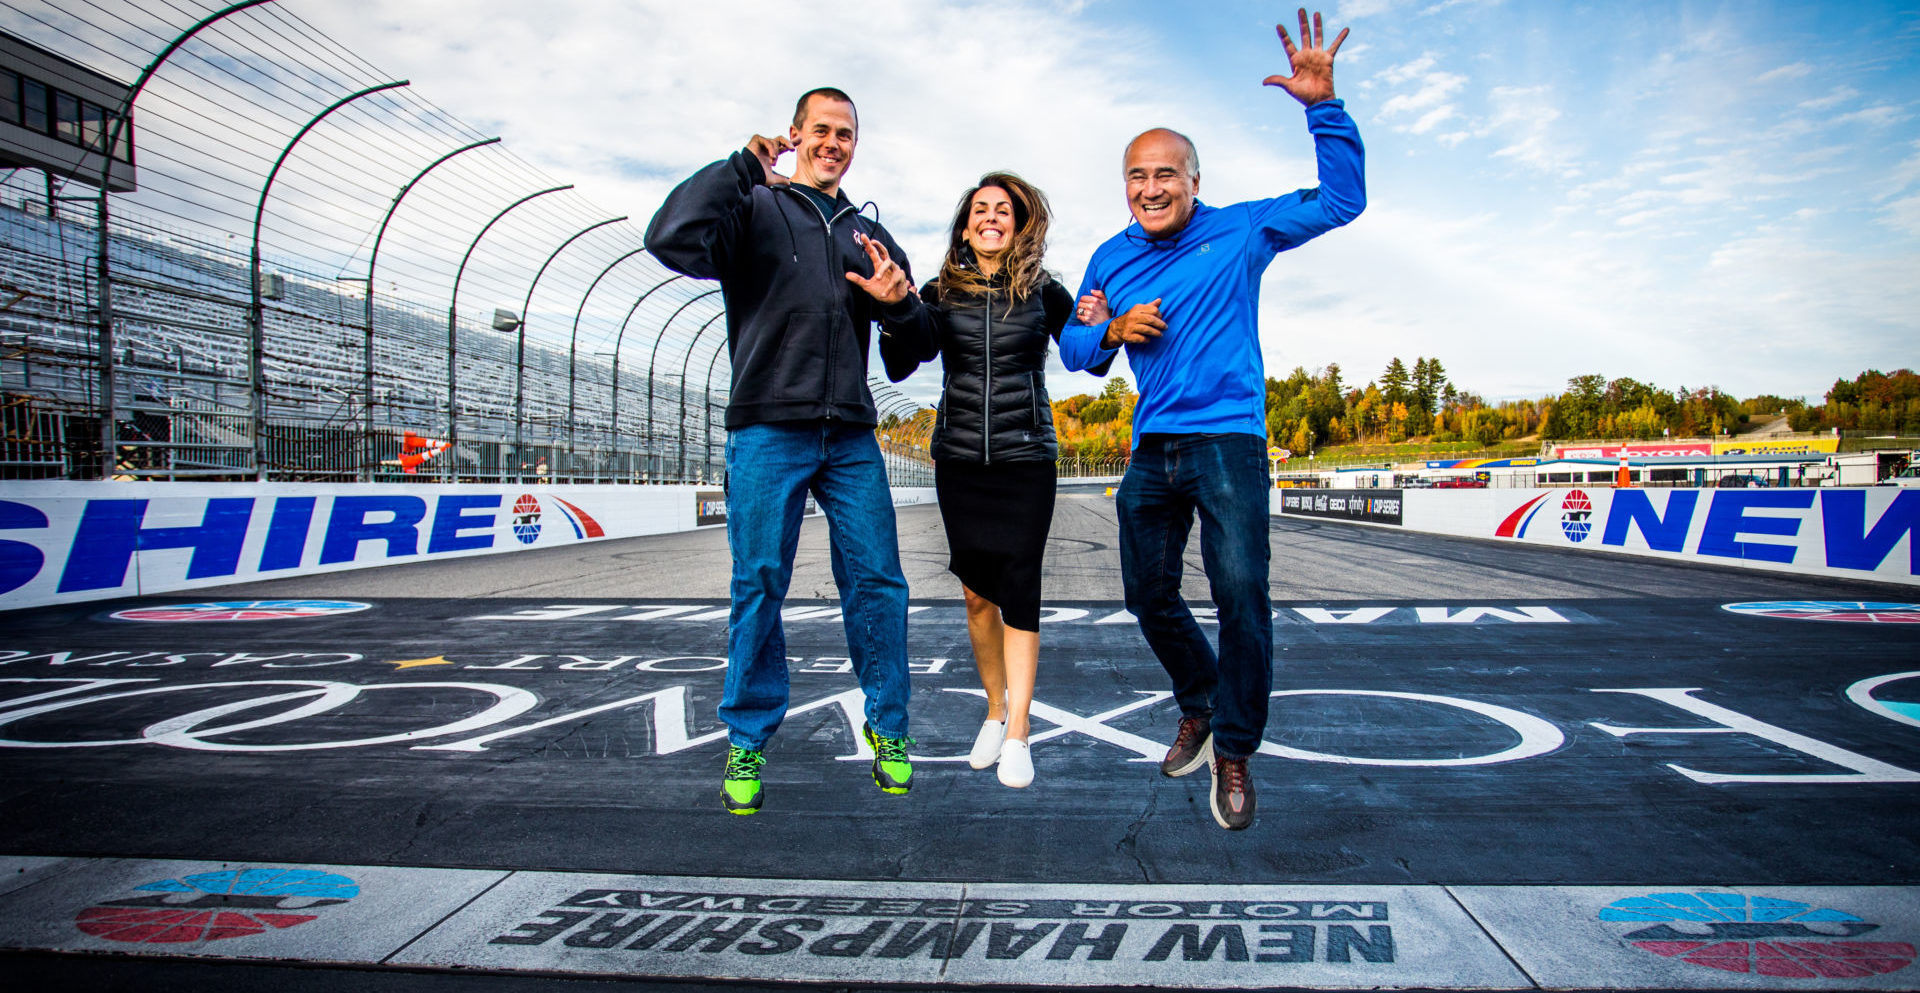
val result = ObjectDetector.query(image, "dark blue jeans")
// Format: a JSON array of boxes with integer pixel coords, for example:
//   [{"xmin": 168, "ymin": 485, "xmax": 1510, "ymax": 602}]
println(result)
[
  {"xmin": 722, "ymin": 421, "xmax": 911, "ymax": 751},
  {"xmin": 1116, "ymin": 433, "xmax": 1273, "ymax": 759}
]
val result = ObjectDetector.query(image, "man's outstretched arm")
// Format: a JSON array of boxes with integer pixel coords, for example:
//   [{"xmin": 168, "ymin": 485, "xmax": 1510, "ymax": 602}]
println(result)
[{"xmin": 1256, "ymin": 9, "xmax": 1366, "ymax": 247}]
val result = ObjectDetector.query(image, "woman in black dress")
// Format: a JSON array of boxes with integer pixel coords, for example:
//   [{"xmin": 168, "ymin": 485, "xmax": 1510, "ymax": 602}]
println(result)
[{"xmin": 883, "ymin": 173, "xmax": 1109, "ymax": 788}]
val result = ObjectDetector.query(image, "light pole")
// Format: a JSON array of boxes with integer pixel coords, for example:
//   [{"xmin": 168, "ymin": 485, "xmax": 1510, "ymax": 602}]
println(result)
[
  {"xmin": 643, "ymin": 292, "xmax": 722, "ymax": 479},
  {"xmin": 600, "ymin": 275, "xmax": 686, "ymax": 479},
  {"xmin": 563, "ymin": 248, "xmax": 650, "ymax": 462},
  {"xmin": 509, "ymin": 216, "xmax": 626, "ymax": 480},
  {"xmin": 445, "ymin": 184, "xmax": 571, "ymax": 479},
  {"xmin": 701, "ymin": 334, "xmax": 728, "ymax": 482},
  {"xmin": 676, "ymin": 315, "xmax": 725, "ymax": 481}
]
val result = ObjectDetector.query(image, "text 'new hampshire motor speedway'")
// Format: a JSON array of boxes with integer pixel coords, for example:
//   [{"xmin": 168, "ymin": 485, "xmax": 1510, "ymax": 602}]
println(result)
[
  {"xmin": 2, "ymin": 660, "xmax": 1916, "ymax": 786},
  {"xmin": 494, "ymin": 889, "xmax": 1395, "ymax": 965}
]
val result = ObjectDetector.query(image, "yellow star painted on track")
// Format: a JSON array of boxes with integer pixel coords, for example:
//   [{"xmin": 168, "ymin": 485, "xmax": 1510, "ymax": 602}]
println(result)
[{"xmin": 386, "ymin": 656, "xmax": 454, "ymax": 670}]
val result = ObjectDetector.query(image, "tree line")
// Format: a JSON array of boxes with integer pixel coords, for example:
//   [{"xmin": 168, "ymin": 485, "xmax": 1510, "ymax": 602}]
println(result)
[
  {"xmin": 1787, "ymin": 369, "xmax": 1920, "ymax": 435},
  {"xmin": 1041, "ymin": 363, "xmax": 1918, "ymax": 459}
]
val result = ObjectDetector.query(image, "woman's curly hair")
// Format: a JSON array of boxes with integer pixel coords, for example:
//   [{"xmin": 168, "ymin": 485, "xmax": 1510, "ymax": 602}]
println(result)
[{"xmin": 934, "ymin": 172, "xmax": 1053, "ymax": 304}]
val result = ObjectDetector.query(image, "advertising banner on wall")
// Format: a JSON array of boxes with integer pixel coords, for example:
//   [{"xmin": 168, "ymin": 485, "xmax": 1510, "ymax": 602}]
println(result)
[
  {"xmin": 1278, "ymin": 489, "xmax": 1404, "ymax": 526},
  {"xmin": 1396, "ymin": 487, "xmax": 1917, "ymax": 585},
  {"xmin": 0, "ymin": 483, "xmax": 936, "ymax": 611},
  {"xmin": 1553, "ymin": 438, "xmax": 1842, "ymax": 459},
  {"xmin": 1712, "ymin": 438, "xmax": 1842, "ymax": 456},
  {"xmin": 1553, "ymin": 442, "xmax": 1714, "ymax": 459}
]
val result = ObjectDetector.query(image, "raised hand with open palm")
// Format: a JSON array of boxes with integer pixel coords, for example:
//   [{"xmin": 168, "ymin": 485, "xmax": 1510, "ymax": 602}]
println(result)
[{"xmin": 1264, "ymin": 8, "xmax": 1349, "ymax": 107}]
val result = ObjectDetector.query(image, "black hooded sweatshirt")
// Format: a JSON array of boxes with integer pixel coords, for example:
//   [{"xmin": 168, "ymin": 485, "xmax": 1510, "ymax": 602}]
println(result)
[{"xmin": 644, "ymin": 150, "xmax": 933, "ymax": 429}]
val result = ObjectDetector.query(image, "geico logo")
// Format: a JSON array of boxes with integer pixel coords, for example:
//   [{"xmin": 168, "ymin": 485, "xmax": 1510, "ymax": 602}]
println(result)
[{"xmin": 2, "ymin": 677, "xmax": 1917, "ymax": 784}]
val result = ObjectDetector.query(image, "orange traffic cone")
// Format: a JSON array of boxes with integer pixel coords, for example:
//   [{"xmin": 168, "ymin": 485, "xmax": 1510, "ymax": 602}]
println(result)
[{"xmin": 1614, "ymin": 454, "xmax": 1633, "ymax": 488}]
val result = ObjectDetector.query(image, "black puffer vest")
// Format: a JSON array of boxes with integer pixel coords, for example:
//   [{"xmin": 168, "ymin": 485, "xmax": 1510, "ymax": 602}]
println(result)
[{"xmin": 920, "ymin": 266, "xmax": 1074, "ymax": 463}]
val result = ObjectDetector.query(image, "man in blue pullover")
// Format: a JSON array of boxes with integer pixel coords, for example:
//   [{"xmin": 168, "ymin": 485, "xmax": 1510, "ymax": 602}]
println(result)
[{"xmin": 1060, "ymin": 9, "xmax": 1364, "ymax": 830}]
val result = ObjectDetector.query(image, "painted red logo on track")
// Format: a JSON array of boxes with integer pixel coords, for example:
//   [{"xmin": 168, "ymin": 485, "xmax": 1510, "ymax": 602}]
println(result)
[
  {"xmin": 1602, "ymin": 892, "xmax": 1914, "ymax": 980},
  {"xmin": 75, "ymin": 868, "xmax": 359, "ymax": 944}
]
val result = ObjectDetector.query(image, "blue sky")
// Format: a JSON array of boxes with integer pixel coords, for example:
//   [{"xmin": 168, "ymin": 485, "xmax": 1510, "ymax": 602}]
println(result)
[{"xmin": 29, "ymin": 0, "xmax": 1920, "ymax": 405}]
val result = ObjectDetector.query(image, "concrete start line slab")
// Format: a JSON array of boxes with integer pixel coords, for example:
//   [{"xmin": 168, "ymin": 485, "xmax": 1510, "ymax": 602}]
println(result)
[{"xmin": 3, "ymin": 856, "xmax": 1917, "ymax": 989}]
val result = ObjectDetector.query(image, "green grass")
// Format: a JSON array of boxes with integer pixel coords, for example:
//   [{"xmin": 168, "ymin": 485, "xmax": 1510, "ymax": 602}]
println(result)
[
  {"xmin": 1838, "ymin": 436, "xmax": 1919, "ymax": 453},
  {"xmin": 1293, "ymin": 438, "xmax": 1543, "ymax": 469}
]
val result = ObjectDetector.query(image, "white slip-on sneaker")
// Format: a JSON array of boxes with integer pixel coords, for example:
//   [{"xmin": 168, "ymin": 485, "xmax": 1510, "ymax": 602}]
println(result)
[
  {"xmin": 997, "ymin": 739, "xmax": 1033, "ymax": 788},
  {"xmin": 968, "ymin": 720, "xmax": 1006, "ymax": 770}
]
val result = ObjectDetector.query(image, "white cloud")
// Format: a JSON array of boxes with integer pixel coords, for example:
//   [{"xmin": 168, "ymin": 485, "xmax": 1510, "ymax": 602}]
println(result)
[
  {"xmin": 1885, "ymin": 195, "xmax": 1920, "ymax": 237},
  {"xmin": 1799, "ymin": 86, "xmax": 1861, "ymax": 110},
  {"xmin": 1338, "ymin": 0, "xmax": 1407, "ymax": 19},
  {"xmin": 1835, "ymin": 105, "xmax": 1912, "ymax": 129},
  {"xmin": 1379, "ymin": 70, "xmax": 1468, "ymax": 120},
  {"xmin": 1484, "ymin": 86, "xmax": 1581, "ymax": 178},
  {"xmin": 1756, "ymin": 61, "xmax": 1813, "ymax": 83}
]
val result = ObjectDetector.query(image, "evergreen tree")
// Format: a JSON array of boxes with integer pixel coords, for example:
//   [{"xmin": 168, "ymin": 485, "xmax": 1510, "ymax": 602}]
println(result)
[{"xmin": 1380, "ymin": 358, "xmax": 1411, "ymax": 409}]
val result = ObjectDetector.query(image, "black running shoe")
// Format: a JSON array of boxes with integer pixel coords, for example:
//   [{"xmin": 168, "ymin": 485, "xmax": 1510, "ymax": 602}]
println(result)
[
  {"xmin": 1210, "ymin": 756, "xmax": 1256, "ymax": 830},
  {"xmin": 1160, "ymin": 715, "xmax": 1213, "ymax": 777}
]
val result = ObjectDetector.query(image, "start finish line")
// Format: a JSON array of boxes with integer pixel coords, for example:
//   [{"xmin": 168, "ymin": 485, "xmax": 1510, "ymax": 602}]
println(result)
[{"xmin": 1, "ymin": 669, "xmax": 1918, "ymax": 786}]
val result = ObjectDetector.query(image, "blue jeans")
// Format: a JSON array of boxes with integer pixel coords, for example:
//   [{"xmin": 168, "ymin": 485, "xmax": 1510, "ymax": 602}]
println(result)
[
  {"xmin": 1116, "ymin": 433, "xmax": 1273, "ymax": 760},
  {"xmin": 722, "ymin": 421, "xmax": 911, "ymax": 751}
]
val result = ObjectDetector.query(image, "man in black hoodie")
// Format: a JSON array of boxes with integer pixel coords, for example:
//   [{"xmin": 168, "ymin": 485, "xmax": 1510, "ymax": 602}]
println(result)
[{"xmin": 645, "ymin": 88, "xmax": 931, "ymax": 815}]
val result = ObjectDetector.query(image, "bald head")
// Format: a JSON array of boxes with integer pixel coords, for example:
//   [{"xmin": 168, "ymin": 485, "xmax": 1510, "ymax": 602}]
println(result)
[
  {"xmin": 1123, "ymin": 128, "xmax": 1201, "ymax": 239},
  {"xmin": 1124, "ymin": 128, "xmax": 1199, "ymax": 180}
]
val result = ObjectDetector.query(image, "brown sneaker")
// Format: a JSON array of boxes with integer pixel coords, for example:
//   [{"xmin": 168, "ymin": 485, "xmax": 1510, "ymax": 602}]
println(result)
[
  {"xmin": 1159, "ymin": 715, "xmax": 1213, "ymax": 777},
  {"xmin": 1210, "ymin": 756, "xmax": 1256, "ymax": 830}
]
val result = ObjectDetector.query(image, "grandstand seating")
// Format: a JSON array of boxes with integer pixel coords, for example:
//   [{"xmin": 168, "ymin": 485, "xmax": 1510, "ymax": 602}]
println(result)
[{"xmin": 0, "ymin": 201, "xmax": 953, "ymax": 482}]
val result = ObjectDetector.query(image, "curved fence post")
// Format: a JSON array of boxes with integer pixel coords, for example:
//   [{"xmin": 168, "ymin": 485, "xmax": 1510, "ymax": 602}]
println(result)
[
  {"xmin": 359, "ymin": 135, "xmax": 500, "ymax": 481},
  {"xmin": 250, "ymin": 80, "xmax": 408, "ymax": 480},
  {"xmin": 510, "ymin": 216, "xmax": 626, "ymax": 480},
  {"xmin": 444, "ymin": 184, "xmax": 571, "ymax": 479},
  {"xmin": 91, "ymin": 0, "xmax": 278, "ymax": 479}
]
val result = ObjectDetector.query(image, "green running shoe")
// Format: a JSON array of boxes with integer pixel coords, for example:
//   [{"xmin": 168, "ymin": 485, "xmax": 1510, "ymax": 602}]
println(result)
[
  {"xmin": 862, "ymin": 723, "xmax": 913, "ymax": 795},
  {"xmin": 722, "ymin": 745, "xmax": 765, "ymax": 814}
]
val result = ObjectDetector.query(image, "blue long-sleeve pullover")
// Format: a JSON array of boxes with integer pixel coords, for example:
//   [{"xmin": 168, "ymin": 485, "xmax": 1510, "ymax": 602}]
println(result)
[{"xmin": 1059, "ymin": 99, "xmax": 1365, "ymax": 445}]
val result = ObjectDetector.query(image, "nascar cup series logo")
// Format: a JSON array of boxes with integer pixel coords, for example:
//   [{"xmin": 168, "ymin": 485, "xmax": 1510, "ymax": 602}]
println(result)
[
  {"xmin": 1560, "ymin": 489, "xmax": 1594, "ymax": 543},
  {"xmin": 511, "ymin": 493, "xmax": 542, "ymax": 545},
  {"xmin": 1602, "ymin": 892, "xmax": 1914, "ymax": 980},
  {"xmin": 75, "ymin": 868, "xmax": 359, "ymax": 944}
]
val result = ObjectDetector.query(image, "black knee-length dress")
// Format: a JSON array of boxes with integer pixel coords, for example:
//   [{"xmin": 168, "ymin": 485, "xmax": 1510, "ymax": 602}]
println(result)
[{"xmin": 880, "ymin": 253, "xmax": 1114, "ymax": 632}]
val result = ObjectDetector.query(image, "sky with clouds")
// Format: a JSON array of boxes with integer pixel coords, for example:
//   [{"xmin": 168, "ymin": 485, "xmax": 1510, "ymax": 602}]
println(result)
[{"xmin": 33, "ymin": 0, "xmax": 1920, "ymax": 406}]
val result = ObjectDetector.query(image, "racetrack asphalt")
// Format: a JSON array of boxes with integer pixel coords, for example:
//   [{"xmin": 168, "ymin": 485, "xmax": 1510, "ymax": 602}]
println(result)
[{"xmin": 2, "ymin": 484, "xmax": 1916, "ymax": 991}]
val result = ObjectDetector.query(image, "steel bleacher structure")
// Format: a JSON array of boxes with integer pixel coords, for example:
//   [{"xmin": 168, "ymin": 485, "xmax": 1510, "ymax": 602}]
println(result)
[{"xmin": 0, "ymin": 4, "xmax": 935, "ymax": 488}]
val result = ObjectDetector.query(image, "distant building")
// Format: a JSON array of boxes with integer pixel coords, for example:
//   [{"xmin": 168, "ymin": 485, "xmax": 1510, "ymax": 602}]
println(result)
[{"xmin": 0, "ymin": 30, "xmax": 136, "ymax": 192}]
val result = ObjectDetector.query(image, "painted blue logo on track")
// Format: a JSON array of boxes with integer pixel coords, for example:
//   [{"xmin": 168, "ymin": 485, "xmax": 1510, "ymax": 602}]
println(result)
[
  {"xmin": 110, "ymin": 600, "xmax": 372, "ymax": 622},
  {"xmin": 1601, "ymin": 891, "xmax": 1914, "ymax": 979},
  {"xmin": 140, "ymin": 868, "xmax": 361, "ymax": 901},
  {"xmin": 1722, "ymin": 601, "xmax": 1920, "ymax": 624}
]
